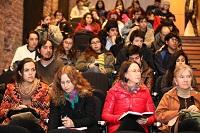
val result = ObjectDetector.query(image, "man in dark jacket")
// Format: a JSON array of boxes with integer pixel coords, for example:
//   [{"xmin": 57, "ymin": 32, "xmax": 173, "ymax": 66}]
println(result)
[{"xmin": 115, "ymin": 30, "xmax": 155, "ymax": 71}]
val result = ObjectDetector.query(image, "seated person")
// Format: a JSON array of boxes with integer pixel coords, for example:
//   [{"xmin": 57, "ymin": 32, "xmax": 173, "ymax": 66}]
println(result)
[
  {"xmin": 53, "ymin": 10, "xmax": 74, "ymax": 35},
  {"xmin": 74, "ymin": 12, "xmax": 101, "ymax": 35},
  {"xmin": 76, "ymin": 35, "xmax": 115, "ymax": 74},
  {"xmin": 48, "ymin": 65, "xmax": 99, "ymax": 133},
  {"xmin": 125, "ymin": 16, "xmax": 155, "ymax": 48},
  {"xmin": 156, "ymin": 64, "xmax": 200, "ymax": 133},
  {"xmin": 154, "ymin": 33, "xmax": 181, "ymax": 77},
  {"xmin": 127, "ymin": 45, "xmax": 154, "ymax": 92},
  {"xmin": 35, "ymin": 15, "xmax": 63, "ymax": 47},
  {"xmin": 55, "ymin": 34, "xmax": 78, "ymax": 66},
  {"xmin": 102, "ymin": 61, "xmax": 155, "ymax": 133},
  {"xmin": 11, "ymin": 31, "xmax": 40, "ymax": 69},
  {"xmin": 115, "ymin": 30, "xmax": 154, "ymax": 71},
  {"xmin": 99, "ymin": 19, "xmax": 124, "ymax": 57},
  {"xmin": 70, "ymin": 0, "xmax": 90, "ymax": 19},
  {"xmin": 0, "ymin": 58, "xmax": 50, "ymax": 131},
  {"xmin": 161, "ymin": 50, "xmax": 198, "ymax": 94}
]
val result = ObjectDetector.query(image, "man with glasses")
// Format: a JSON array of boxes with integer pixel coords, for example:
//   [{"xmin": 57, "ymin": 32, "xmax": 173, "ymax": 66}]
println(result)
[{"xmin": 154, "ymin": 32, "xmax": 181, "ymax": 77}]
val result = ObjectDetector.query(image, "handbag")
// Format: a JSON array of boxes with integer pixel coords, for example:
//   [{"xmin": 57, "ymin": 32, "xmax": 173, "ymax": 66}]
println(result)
[
  {"xmin": 172, "ymin": 111, "xmax": 200, "ymax": 133},
  {"xmin": 7, "ymin": 108, "xmax": 40, "ymax": 123}
]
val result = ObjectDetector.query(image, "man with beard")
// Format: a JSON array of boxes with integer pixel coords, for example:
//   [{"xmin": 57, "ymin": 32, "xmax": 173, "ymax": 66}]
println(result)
[{"xmin": 36, "ymin": 39, "xmax": 64, "ymax": 85}]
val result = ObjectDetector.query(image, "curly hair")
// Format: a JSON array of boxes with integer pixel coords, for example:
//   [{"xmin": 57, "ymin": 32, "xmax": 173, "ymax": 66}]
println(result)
[
  {"xmin": 50, "ymin": 65, "xmax": 94, "ymax": 106},
  {"xmin": 80, "ymin": 12, "xmax": 95, "ymax": 26}
]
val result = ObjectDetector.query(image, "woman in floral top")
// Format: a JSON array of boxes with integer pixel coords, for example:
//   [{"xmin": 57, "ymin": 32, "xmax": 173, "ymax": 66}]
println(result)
[{"xmin": 0, "ymin": 58, "xmax": 50, "ymax": 130}]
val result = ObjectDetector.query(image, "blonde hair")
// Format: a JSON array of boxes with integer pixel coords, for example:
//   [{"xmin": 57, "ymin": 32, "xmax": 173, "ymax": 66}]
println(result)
[{"xmin": 173, "ymin": 64, "xmax": 193, "ymax": 78}]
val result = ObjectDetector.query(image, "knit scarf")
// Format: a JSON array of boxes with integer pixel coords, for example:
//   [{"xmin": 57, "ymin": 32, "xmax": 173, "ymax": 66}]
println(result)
[{"xmin": 64, "ymin": 90, "xmax": 79, "ymax": 109}]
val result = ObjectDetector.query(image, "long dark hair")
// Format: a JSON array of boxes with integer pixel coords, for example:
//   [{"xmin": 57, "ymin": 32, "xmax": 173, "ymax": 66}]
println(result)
[
  {"xmin": 165, "ymin": 50, "xmax": 189, "ymax": 86},
  {"xmin": 80, "ymin": 12, "xmax": 95, "ymax": 26},
  {"xmin": 16, "ymin": 58, "xmax": 37, "ymax": 83},
  {"xmin": 55, "ymin": 34, "xmax": 77, "ymax": 62},
  {"xmin": 95, "ymin": 0, "xmax": 105, "ymax": 10}
]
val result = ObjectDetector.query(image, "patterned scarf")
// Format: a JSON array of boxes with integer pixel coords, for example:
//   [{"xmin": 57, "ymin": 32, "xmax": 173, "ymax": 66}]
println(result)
[{"xmin": 64, "ymin": 90, "xmax": 79, "ymax": 109}]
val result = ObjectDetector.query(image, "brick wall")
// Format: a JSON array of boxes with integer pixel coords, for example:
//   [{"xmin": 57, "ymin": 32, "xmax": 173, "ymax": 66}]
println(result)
[
  {"xmin": 0, "ymin": 0, "xmax": 23, "ymax": 74},
  {"xmin": 0, "ymin": 0, "xmax": 59, "ymax": 74}
]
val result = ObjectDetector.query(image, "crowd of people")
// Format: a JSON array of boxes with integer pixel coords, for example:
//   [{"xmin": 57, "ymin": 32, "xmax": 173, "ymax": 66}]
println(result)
[{"xmin": 0, "ymin": 0, "xmax": 200, "ymax": 133}]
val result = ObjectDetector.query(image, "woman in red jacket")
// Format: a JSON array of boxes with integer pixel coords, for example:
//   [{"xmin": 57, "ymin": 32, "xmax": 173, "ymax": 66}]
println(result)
[
  {"xmin": 74, "ymin": 12, "xmax": 101, "ymax": 35},
  {"xmin": 102, "ymin": 61, "xmax": 155, "ymax": 133}
]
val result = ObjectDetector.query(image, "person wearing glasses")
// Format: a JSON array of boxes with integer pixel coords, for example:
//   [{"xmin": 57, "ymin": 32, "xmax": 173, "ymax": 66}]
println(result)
[{"xmin": 76, "ymin": 35, "xmax": 115, "ymax": 74}]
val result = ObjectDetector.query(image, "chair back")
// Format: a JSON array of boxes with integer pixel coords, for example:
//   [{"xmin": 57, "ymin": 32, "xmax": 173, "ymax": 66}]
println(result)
[{"xmin": 74, "ymin": 31, "xmax": 93, "ymax": 52}]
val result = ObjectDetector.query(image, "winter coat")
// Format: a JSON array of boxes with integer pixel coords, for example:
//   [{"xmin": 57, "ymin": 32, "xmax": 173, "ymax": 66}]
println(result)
[
  {"xmin": 156, "ymin": 87, "xmax": 200, "ymax": 133},
  {"xmin": 102, "ymin": 81, "xmax": 155, "ymax": 133}
]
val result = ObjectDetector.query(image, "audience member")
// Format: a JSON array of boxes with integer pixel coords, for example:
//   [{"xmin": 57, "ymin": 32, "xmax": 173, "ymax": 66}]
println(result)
[
  {"xmin": 154, "ymin": 33, "xmax": 181, "ymax": 76},
  {"xmin": 117, "ymin": 30, "xmax": 154, "ymax": 70},
  {"xmin": 127, "ymin": 0, "xmax": 145, "ymax": 18},
  {"xmin": 36, "ymin": 39, "xmax": 64, "ymax": 85},
  {"xmin": 151, "ymin": 25, "xmax": 171, "ymax": 52},
  {"xmin": 95, "ymin": 0, "xmax": 107, "ymax": 22},
  {"xmin": 161, "ymin": 50, "xmax": 198, "ymax": 94},
  {"xmin": 0, "ymin": 58, "xmax": 50, "ymax": 130},
  {"xmin": 101, "ymin": 10, "xmax": 124, "ymax": 36},
  {"xmin": 53, "ymin": 10, "xmax": 74, "ymax": 36},
  {"xmin": 35, "ymin": 15, "xmax": 63, "ymax": 47},
  {"xmin": 114, "ymin": 0, "xmax": 130, "ymax": 24},
  {"xmin": 48, "ymin": 65, "xmax": 100, "ymax": 133},
  {"xmin": 146, "ymin": 0, "xmax": 161, "ymax": 14},
  {"xmin": 102, "ymin": 61, "xmax": 155, "ymax": 133},
  {"xmin": 74, "ymin": 12, "xmax": 101, "ymax": 35},
  {"xmin": 121, "ymin": 9, "xmax": 143, "ymax": 38},
  {"xmin": 11, "ymin": 31, "xmax": 39, "ymax": 69},
  {"xmin": 156, "ymin": 64, "xmax": 200, "ymax": 133},
  {"xmin": 146, "ymin": 10, "xmax": 161, "ymax": 31},
  {"xmin": 155, "ymin": 0, "xmax": 174, "ymax": 21},
  {"xmin": 127, "ymin": 45, "xmax": 154, "ymax": 91},
  {"xmin": 76, "ymin": 35, "xmax": 115, "ymax": 74},
  {"xmin": 82, "ymin": 0, "xmax": 93, "ymax": 9},
  {"xmin": 55, "ymin": 34, "xmax": 78, "ymax": 66},
  {"xmin": 99, "ymin": 19, "xmax": 124, "ymax": 57},
  {"xmin": 155, "ymin": 19, "xmax": 179, "ymax": 36},
  {"xmin": 70, "ymin": 0, "xmax": 90, "ymax": 19},
  {"xmin": 125, "ymin": 16, "xmax": 155, "ymax": 48},
  {"xmin": 90, "ymin": 9, "xmax": 103, "ymax": 25}
]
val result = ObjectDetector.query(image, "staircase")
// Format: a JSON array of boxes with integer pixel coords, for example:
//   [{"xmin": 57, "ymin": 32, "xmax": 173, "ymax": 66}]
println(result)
[{"xmin": 181, "ymin": 36, "xmax": 200, "ymax": 88}]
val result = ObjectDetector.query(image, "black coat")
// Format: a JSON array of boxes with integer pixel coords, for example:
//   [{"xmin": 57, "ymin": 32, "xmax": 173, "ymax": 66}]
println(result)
[{"xmin": 48, "ymin": 95, "xmax": 100, "ymax": 133}]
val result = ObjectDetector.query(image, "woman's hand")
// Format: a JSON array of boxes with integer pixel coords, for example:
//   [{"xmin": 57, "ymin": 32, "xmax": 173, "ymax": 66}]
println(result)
[
  {"xmin": 187, "ymin": 105, "xmax": 199, "ymax": 112},
  {"xmin": 62, "ymin": 117, "xmax": 75, "ymax": 128},
  {"xmin": 136, "ymin": 118, "xmax": 148, "ymax": 125}
]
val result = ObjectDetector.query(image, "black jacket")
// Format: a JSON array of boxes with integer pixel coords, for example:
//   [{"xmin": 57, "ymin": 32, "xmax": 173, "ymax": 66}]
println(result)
[{"xmin": 48, "ymin": 95, "xmax": 100, "ymax": 133}]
